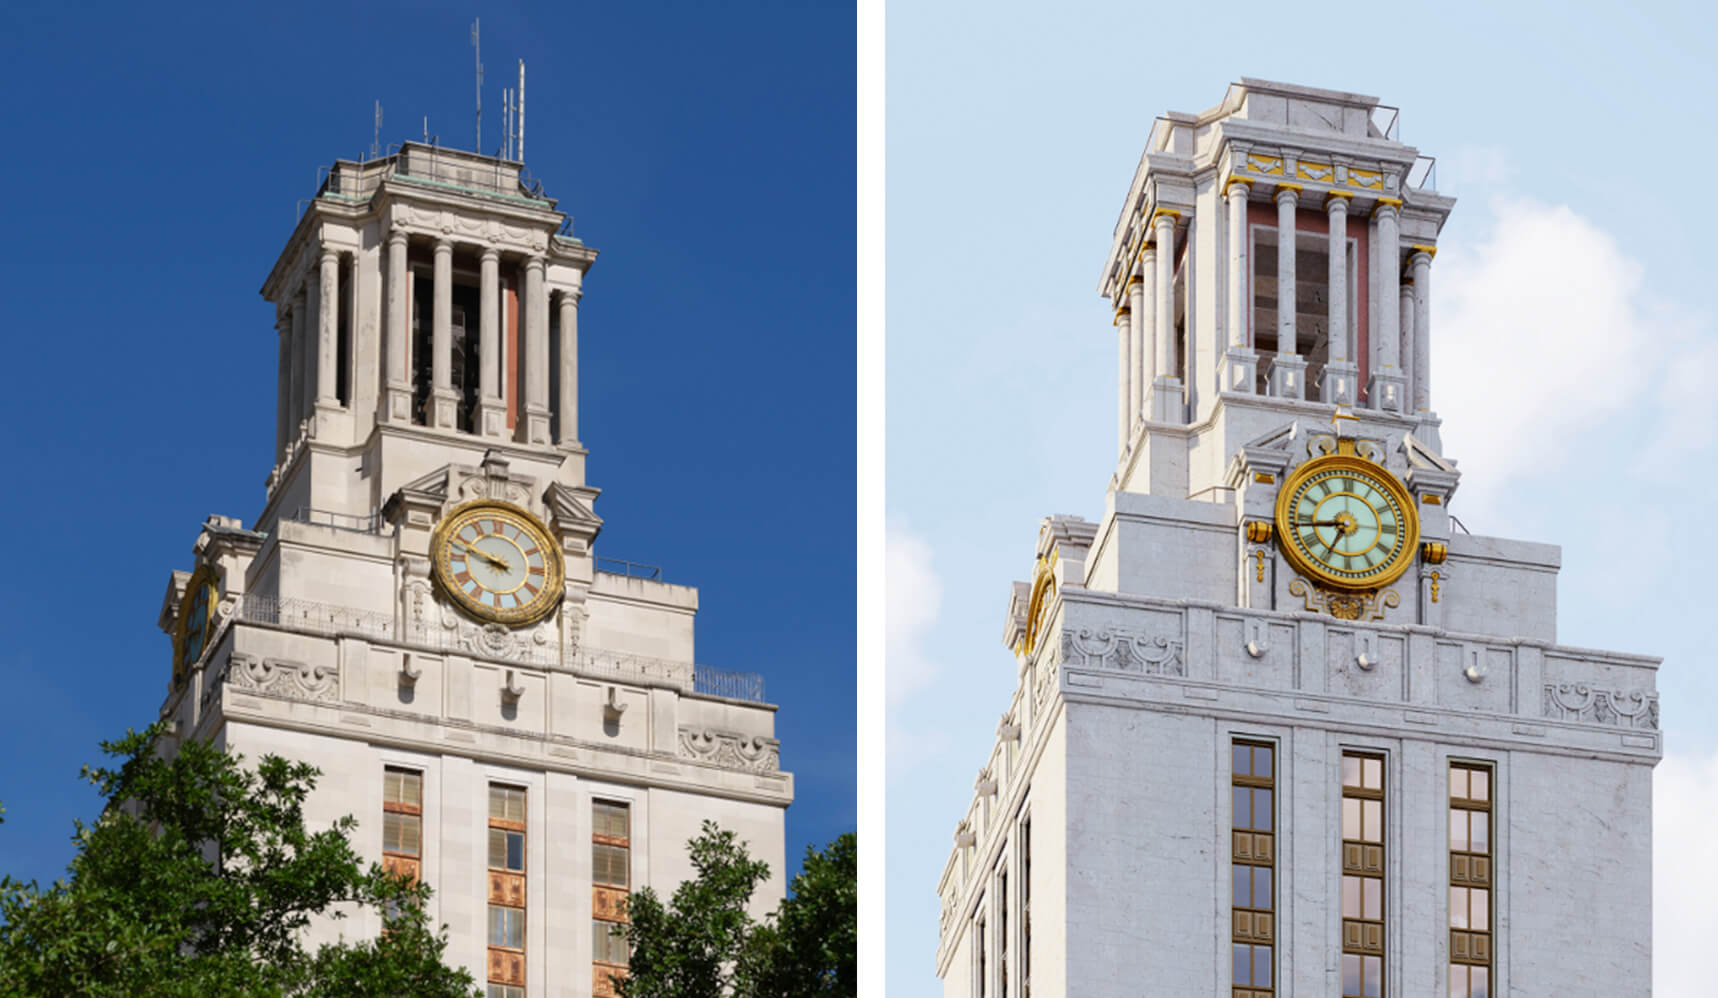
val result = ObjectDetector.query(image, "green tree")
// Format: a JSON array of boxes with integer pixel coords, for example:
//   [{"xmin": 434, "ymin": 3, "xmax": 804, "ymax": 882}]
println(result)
[
  {"xmin": 616, "ymin": 822, "xmax": 856, "ymax": 998},
  {"xmin": 0, "ymin": 723, "xmax": 481, "ymax": 998}
]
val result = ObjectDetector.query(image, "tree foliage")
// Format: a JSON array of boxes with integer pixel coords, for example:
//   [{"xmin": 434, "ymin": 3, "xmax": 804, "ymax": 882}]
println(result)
[
  {"xmin": 0, "ymin": 723, "xmax": 480, "ymax": 998},
  {"xmin": 617, "ymin": 822, "xmax": 856, "ymax": 998}
]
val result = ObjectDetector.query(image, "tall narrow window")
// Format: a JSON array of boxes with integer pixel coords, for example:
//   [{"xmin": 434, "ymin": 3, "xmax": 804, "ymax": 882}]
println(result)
[
  {"xmin": 1231, "ymin": 740, "xmax": 1275, "ymax": 998},
  {"xmin": 975, "ymin": 914, "xmax": 987, "ymax": 998},
  {"xmin": 486, "ymin": 784, "xmax": 527, "ymax": 998},
  {"xmin": 592, "ymin": 800, "xmax": 631, "ymax": 998},
  {"xmin": 1020, "ymin": 817, "xmax": 1031, "ymax": 998},
  {"xmin": 1341, "ymin": 753, "xmax": 1386, "ymax": 998},
  {"xmin": 381, "ymin": 768, "xmax": 421, "ymax": 884},
  {"xmin": 1449, "ymin": 763, "xmax": 1492, "ymax": 998},
  {"xmin": 997, "ymin": 868, "xmax": 1008, "ymax": 998}
]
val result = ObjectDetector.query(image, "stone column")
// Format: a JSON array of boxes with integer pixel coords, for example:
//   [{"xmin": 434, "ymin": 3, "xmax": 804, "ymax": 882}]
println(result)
[
  {"xmin": 275, "ymin": 313, "xmax": 291, "ymax": 461},
  {"xmin": 1368, "ymin": 199, "xmax": 1405, "ymax": 411},
  {"xmin": 557, "ymin": 289, "xmax": 580, "ymax": 445},
  {"xmin": 477, "ymin": 247, "xmax": 505, "ymax": 437},
  {"xmin": 1149, "ymin": 212, "xmax": 1183, "ymax": 423},
  {"xmin": 1399, "ymin": 281, "xmax": 1416, "ymax": 415},
  {"xmin": 289, "ymin": 290, "xmax": 308, "ymax": 437},
  {"xmin": 430, "ymin": 238, "xmax": 459, "ymax": 429},
  {"xmin": 1221, "ymin": 179, "xmax": 1257, "ymax": 393},
  {"xmin": 1321, "ymin": 194, "xmax": 1357, "ymax": 404},
  {"xmin": 1138, "ymin": 247, "xmax": 1157, "ymax": 393},
  {"xmin": 523, "ymin": 256, "xmax": 552, "ymax": 444},
  {"xmin": 1115, "ymin": 305, "xmax": 1132, "ymax": 453},
  {"xmin": 316, "ymin": 248, "xmax": 340, "ymax": 408},
  {"xmin": 1410, "ymin": 248, "xmax": 1434, "ymax": 412},
  {"xmin": 384, "ymin": 230, "xmax": 412, "ymax": 422},
  {"xmin": 1268, "ymin": 185, "xmax": 1306, "ymax": 399},
  {"xmin": 1127, "ymin": 273, "xmax": 1145, "ymax": 424}
]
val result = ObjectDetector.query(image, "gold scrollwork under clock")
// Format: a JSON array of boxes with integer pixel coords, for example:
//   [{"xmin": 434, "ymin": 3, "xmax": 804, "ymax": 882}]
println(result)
[{"xmin": 1288, "ymin": 579, "xmax": 1400, "ymax": 621}]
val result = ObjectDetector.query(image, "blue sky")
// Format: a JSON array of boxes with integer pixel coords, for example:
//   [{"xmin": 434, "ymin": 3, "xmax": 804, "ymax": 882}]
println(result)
[
  {"xmin": 0, "ymin": 0, "xmax": 852, "ymax": 892},
  {"xmin": 887, "ymin": 2, "xmax": 1718, "ymax": 994}
]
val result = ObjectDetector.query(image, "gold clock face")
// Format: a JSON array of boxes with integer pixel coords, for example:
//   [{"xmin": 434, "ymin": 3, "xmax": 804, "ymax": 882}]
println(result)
[
  {"xmin": 1273, "ymin": 455, "xmax": 1420, "ymax": 591},
  {"xmin": 174, "ymin": 565, "xmax": 219, "ymax": 685},
  {"xmin": 430, "ymin": 501, "xmax": 564, "ymax": 626}
]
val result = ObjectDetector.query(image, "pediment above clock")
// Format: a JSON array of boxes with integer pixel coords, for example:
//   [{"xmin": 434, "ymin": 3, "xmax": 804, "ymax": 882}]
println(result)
[
  {"xmin": 1401, "ymin": 432, "xmax": 1460, "ymax": 497},
  {"xmin": 158, "ymin": 569, "xmax": 192, "ymax": 635},
  {"xmin": 543, "ymin": 482, "xmax": 603, "ymax": 541},
  {"xmin": 1227, "ymin": 421, "xmax": 1300, "ymax": 487},
  {"xmin": 389, "ymin": 453, "xmax": 545, "ymax": 522}
]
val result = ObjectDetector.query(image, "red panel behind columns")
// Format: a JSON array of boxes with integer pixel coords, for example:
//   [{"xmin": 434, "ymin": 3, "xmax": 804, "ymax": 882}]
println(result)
[{"xmin": 1245, "ymin": 196, "xmax": 1371, "ymax": 399}]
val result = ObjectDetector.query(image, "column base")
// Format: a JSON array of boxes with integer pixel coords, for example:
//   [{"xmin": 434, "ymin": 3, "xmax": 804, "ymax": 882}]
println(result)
[
  {"xmin": 1219, "ymin": 348, "xmax": 1258, "ymax": 394},
  {"xmin": 477, "ymin": 398, "xmax": 508, "ymax": 439},
  {"xmin": 1148, "ymin": 377, "xmax": 1185, "ymax": 424},
  {"xmin": 383, "ymin": 383, "xmax": 415, "ymax": 424},
  {"xmin": 1266, "ymin": 354, "xmax": 1307, "ymax": 400},
  {"xmin": 1368, "ymin": 371, "xmax": 1406, "ymax": 413},
  {"xmin": 524, "ymin": 405, "xmax": 553, "ymax": 445},
  {"xmin": 430, "ymin": 389, "xmax": 461, "ymax": 430},
  {"xmin": 1319, "ymin": 361, "xmax": 1359, "ymax": 406}
]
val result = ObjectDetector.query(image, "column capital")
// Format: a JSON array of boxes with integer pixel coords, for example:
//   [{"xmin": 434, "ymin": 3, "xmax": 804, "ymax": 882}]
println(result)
[
  {"xmin": 1273, "ymin": 183, "xmax": 1302, "ymax": 204},
  {"xmin": 1151, "ymin": 209, "xmax": 1178, "ymax": 230},
  {"xmin": 433, "ymin": 237, "xmax": 454, "ymax": 254},
  {"xmin": 1126, "ymin": 276, "xmax": 1143, "ymax": 293},
  {"xmin": 557, "ymin": 286, "xmax": 583, "ymax": 305},
  {"xmin": 1372, "ymin": 197, "xmax": 1403, "ymax": 217},
  {"xmin": 319, "ymin": 245, "xmax": 340, "ymax": 265},
  {"xmin": 1325, "ymin": 192, "xmax": 1353, "ymax": 213},
  {"xmin": 1408, "ymin": 244, "xmax": 1437, "ymax": 261},
  {"xmin": 524, "ymin": 254, "xmax": 546, "ymax": 270},
  {"xmin": 1224, "ymin": 176, "xmax": 1252, "ymax": 197},
  {"xmin": 1113, "ymin": 306, "xmax": 1131, "ymax": 325},
  {"xmin": 386, "ymin": 228, "xmax": 410, "ymax": 248},
  {"xmin": 480, "ymin": 245, "xmax": 501, "ymax": 263}
]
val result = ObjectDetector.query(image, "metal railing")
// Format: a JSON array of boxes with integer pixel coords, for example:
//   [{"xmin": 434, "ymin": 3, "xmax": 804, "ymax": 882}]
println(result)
[
  {"xmin": 285, "ymin": 507, "xmax": 388, "ymax": 535},
  {"xmin": 1408, "ymin": 155, "xmax": 1438, "ymax": 192},
  {"xmin": 596, "ymin": 557, "xmax": 663, "ymax": 581},
  {"xmin": 694, "ymin": 666, "xmax": 766, "ymax": 703},
  {"xmin": 238, "ymin": 594, "xmax": 394, "ymax": 639},
  {"xmin": 1371, "ymin": 104, "xmax": 1401, "ymax": 142}
]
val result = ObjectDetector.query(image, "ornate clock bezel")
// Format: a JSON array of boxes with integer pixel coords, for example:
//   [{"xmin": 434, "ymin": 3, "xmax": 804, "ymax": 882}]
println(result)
[
  {"xmin": 430, "ymin": 499, "xmax": 565, "ymax": 627},
  {"xmin": 173, "ymin": 563, "xmax": 220, "ymax": 686},
  {"xmin": 1272, "ymin": 453, "xmax": 1421, "ymax": 593}
]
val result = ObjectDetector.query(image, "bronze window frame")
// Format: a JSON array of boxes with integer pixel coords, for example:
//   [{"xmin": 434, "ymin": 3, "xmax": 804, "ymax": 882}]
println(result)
[
  {"xmin": 1448, "ymin": 761, "xmax": 1493, "ymax": 998},
  {"xmin": 485, "ymin": 783, "xmax": 527, "ymax": 993},
  {"xmin": 592, "ymin": 799, "xmax": 631, "ymax": 998},
  {"xmin": 1231, "ymin": 738, "xmax": 1276, "ymax": 998},
  {"xmin": 1340, "ymin": 752, "xmax": 1386, "ymax": 998}
]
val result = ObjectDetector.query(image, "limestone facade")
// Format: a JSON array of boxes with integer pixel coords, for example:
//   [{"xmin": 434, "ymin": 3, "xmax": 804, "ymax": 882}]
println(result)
[
  {"xmin": 156, "ymin": 144, "xmax": 791, "ymax": 998},
  {"xmin": 936, "ymin": 80, "xmax": 1657, "ymax": 998}
]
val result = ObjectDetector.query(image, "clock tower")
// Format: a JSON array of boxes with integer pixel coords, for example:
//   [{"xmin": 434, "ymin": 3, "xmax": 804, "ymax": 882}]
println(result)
[
  {"xmin": 936, "ymin": 80, "xmax": 1659, "ymax": 998},
  {"xmin": 155, "ymin": 143, "xmax": 793, "ymax": 998}
]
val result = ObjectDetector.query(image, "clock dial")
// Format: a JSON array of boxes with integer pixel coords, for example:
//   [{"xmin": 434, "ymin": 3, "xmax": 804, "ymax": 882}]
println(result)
[
  {"xmin": 431, "ymin": 501, "xmax": 564, "ymax": 626},
  {"xmin": 1273, "ymin": 456, "xmax": 1420, "ymax": 591},
  {"xmin": 174, "ymin": 565, "xmax": 219, "ymax": 686}
]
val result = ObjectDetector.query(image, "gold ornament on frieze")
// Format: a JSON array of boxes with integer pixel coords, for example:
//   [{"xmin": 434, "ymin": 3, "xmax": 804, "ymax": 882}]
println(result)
[
  {"xmin": 1244, "ymin": 521, "xmax": 1273, "ymax": 544},
  {"xmin": 1289, "ymin": 578, "xmax": 1401, "ymax": 621},
  {"xmin": 1422, "ymin": 541, "xmax": 1448, "ymax": 564}
]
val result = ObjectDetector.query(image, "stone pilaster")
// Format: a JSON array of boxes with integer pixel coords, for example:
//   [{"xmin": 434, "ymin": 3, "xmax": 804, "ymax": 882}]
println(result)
[
  {"xmin": 477, "ymin": 247, "xmax": 506, "ymax": 438},
  {"xmin": 1267, "ymin": 185, "xmax": 1306, "ymax": 400},
  {"xmin": 1220, "ymin": 179, "xmax": 1257, "ymax": 393},
  {"xmin": 289, "ymin": 290, "xmax": 308, "ymax": 437},
  {"xmin": 1320, "ymin": 193, "xmax": 1357, "ymax": 405},
  {"xmin": 430, "ymin": 238, "xmax": 460, "ymax": 429},
  {"xmin": 1127, "ymin": 274, "xmax": 1146, "ymax": 424},
  {"xmin": 275, "ymin": 312, "xmax": 291, "ymax": 462},
  {"xmin": 1368, "ymin": 199, "xmax": 1405, "ymax": 412},
  {"xmin": 557, "ymin": 289, "xmax": 581, "ymax": 447},
  {"xmin": 1410, "ymin": 247, "xmax": 1434, "ymax": 412},
  {"xmin": 383, "ymin": 230, "xmax": 413, "ymax": 423},
  {"xmin": 1149, "ymin": 212, "xmax": 1184, "ymax": 423},
  {"xmin": 316, "ymin": 248, "xmax": 340, "ymax": 408},
  {"xmin": 1115, "ymin": 306, "xmax": 1132, "ymax": 453},
  {"xmin": 523, "ymin": 256, "xmax": 552, "ymax": 444}
]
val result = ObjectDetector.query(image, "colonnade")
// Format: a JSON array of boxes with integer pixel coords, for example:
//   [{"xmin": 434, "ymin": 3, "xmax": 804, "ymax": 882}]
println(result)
[{"xmin": 275, "ymin": 231, "xmax": 582, "ymax": 462}]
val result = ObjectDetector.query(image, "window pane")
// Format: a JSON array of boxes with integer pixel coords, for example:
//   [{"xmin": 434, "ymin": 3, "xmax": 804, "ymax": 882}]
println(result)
[
  {"xmin": 1232, "ymin": 864, "xmax": 1251, "ymax": 907},
  {"xmin": 1253, "ymin": 945, "xmax": 1272, "ymax": 988},
  {"xmin": 1472, "ymin": 887, "xmax": 1488, "ymax": 929},
  {"xmin": 1472, "ymin": 966, "xmax": 1489, "ymax": 998},
  {"xmin": 1363, "ymin": 876, "xmax": 1381, "ymax": 921},
  {"xmin": 488, "ymin": 827, "xmax": 506, "ymax": 868},
  {"xmin": 1253, "ymin": 745, "xmax": 1273, "ymax": 776},
  {"xmin": 594, "ymin": 843, "xmax": 629, "ymax": 887},
  {"xmin": 1363, "ymin": 954, "xmax": 1382, "ymax": 997},
  {"xmin": 1343, "ymin": 954, "xmax": 1362, "ymax": 994},
  {"xmin": 1363, "ymin": 757, "xmax": 1382, "ymax": 790},
  {"xmin": 488, "ymin": 905, "xmax": 523, "ymax": 947},
  {"xmin": 1252, "ymin": 789, "xmax": 1273, "ymax": 832},
  {"xmin": 506, "ymin": 831, "xmax": 524, "ymax": 871},
  {"xmin": 1233, "ymin": 743, "xmax": 1251, "ymax": 777},
  {"xmin": 1470, "ymin": 811, "xmax": 1488, "ymax": 852},
  {"xmin": 1233, "ymin": 943, "xmax": 1251, "ymax": 985},
  {"xmin": 594, "ymin": 800, "xmax": 630, "ymax": 839},
  {"xmin": 1362, "ymin": 799, "xmax": 1381, "ymax": 842},
  {"xmin": 1233, "ymin": 786, "xmax": 1250, "ymax": 828},
  {"xmin": 1471, "ymin": 770, "xmax": 1489, "ymax": 802},
  {"xmin": 1450, "ymin": 886, "xmax": 1468, "ymax": 929},
  {"xmin": 1448, "ymin": 964, "xmax": 1465, "ymax": 998},
  {"xmin": 490, "ymin": 785, "xmax": 525, "ymax": 822},
  {"xmin": 594, "ymin": 919, "xmax": 629, "ymax": 964},
  {"xmin": 1449, "ymin": 767, "xmax": 1468, "ymax": 800},
  {"xmin": 1343, "ymin": 875, "xmax": 1362, "ymax": 917},
  {"xmin": 1252, "ymin": 867, "xmax": 1272, "ymax": 910},
  {"xmin": 1343, "ymin": 755, "xmax": 1361, "ymax": 788},
  {"xmin": 1450, "ymin": 808, "xmax": 1468, "ymax": 851},
  {"xmin": 385, "ymin": 812, "xmax": 421, "ymax": 856},
  {"xmin": 1343, "ymin": 798, "xmax": 1361, "ymax": 840}
]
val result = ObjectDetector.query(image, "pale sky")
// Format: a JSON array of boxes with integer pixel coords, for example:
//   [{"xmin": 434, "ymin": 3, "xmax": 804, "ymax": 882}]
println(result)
[{"xmin": 885, "ymin": 3, "xmax": 1718, "ymax": 994}]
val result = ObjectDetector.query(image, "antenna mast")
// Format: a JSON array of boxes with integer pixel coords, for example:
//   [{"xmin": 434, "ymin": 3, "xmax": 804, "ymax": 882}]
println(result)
[
  {"xmin": 517, "ymin": 60, "xmax": 526, "ymax": 162},
  {"xmin": 371, "ymin": 100, "xmax": 383, "ymax": 159},
  {"xmin": 472, "ymin": 19, "xmax": 483, "ymax": 152}
]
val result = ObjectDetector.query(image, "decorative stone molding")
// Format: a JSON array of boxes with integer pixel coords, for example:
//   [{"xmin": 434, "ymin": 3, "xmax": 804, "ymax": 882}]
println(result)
[
  {"xmin": 1543, "ymin": 683, "xmax": 1659, "ymax": 730},
  {"xmin": 1289, "ymin": 579, "xmax": 1400, "ymax": 621},
  {"xmin": 437, "ymin": 607, "xmax": 556, "ymax": 663},
  {"xmin": 677, "ymin": 727, "xmax": 780, "ymax": 773},
  {"xmin": 227, "ymin": 653, "xmax": 339, "ymax": 703},
  {"xmin": 1059, "ymin": 627, "xmax": 1186, "ymax": 676}
]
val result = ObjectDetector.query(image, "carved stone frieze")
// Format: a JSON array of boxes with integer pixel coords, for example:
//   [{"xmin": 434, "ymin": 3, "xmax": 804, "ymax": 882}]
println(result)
[
  {"xmin": 1542, "ymin": 683, "xmax": 1659, "ymax": 730},
  {"xmin": 677, "ymin": 727, "xmax": 781, "ymax": 773},
  {"xmin": 227, "ymin": 653, "xmax": 339, "ymax": 703},
  {"xmin": 438, "ymin": 606, "xmax": 555, "ymax": 663},
  {"xmin": 1059, "ymin": 627, "xmax": 1186, "ymax": 676}
]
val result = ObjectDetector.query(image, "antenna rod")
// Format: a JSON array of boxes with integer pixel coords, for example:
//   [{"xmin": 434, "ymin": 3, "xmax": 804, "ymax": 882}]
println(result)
[
  {"xmin": 517, "ymin": 59, "xmax": 525, "ymax": 162},
  {"xmin": 371, "ymin": 100, "xmax": 383, "ymax": 159},
  {"xmin": 423, "ymin": 116, "xmax": 429, "ymax": 143},
  {"xmin": 503, "ymin": 88, "xmax": 511, "ymax": 159},
  {"xmin": 472, "ymin": 19, "xmax": 482, "ymax": 152}
]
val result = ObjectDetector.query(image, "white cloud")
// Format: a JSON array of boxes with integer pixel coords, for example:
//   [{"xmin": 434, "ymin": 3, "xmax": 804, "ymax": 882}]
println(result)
[
  {"xmin": 886, "ymin": 524, "xmax": 943, "ymax": 707},
  {"xmin": 1655, "ymin": 746, "xmax": 1718, "ymax": 997}
]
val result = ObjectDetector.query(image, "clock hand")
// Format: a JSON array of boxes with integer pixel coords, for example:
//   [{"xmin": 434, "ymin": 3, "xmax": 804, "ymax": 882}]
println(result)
[{"xmin": 454, "ymin": 541, "xmax": 510, "ymax": 572}]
